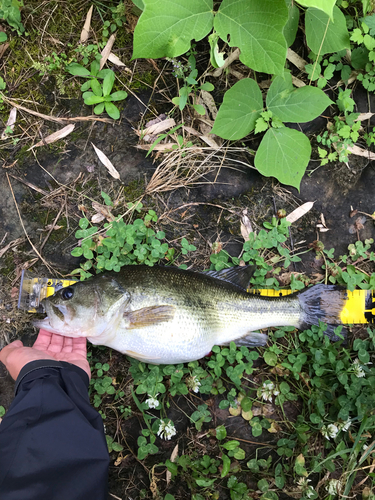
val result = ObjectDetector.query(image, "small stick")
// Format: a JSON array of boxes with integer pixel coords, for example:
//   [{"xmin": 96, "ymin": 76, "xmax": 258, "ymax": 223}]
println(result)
[
  {"xmin": 6, "ymin": 173, "xmax": 54, "ymax": 273},
  {"xmin": 40, "ymin": 206, "xmax": 64, "ymax": 251}
]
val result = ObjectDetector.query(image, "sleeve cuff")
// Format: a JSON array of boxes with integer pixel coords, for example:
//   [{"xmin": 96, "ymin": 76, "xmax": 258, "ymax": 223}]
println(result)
[{"xmin": 15, "ymin": 359, "xmax": 90, "ymax": 395}]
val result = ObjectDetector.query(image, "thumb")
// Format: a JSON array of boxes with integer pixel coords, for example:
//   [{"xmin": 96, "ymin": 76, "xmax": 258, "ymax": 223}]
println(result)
[{"xmin": 0, "ymin": 340, "xmax": 24, "ymax": 362}]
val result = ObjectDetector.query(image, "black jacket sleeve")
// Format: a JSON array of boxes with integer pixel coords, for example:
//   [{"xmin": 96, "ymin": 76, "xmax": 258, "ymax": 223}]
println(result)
[{"xmin": 0, "ymin": 360, "xmax": 110, "ymax": 500}]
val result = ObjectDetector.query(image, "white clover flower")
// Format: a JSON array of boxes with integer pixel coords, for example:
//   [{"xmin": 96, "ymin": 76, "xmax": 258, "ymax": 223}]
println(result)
[
  {"xmin": 338, "ymin": 418, "xmax": 351, "ymax": 432},
  {"xmin": 187, "ymin": 375, "xmax": 201, "ymax": 393},
  {"xmin": 352, "ymin": 358, "xmax": 366, "ymax": 378},
  {"xmin": 305, "ymin": 487, "xmax": 315, "ymax": 499},
  {"xmin": 258, "ymin": 381, "xmax": 279, "ymax": 402},
  {"xmin": 297, "ymin": 477, "xmax": 311, "ymax": 490},
  {"xmin": 157, "ymin": 419, "xmax": 177, "ymax": 440},
  {"xmin": 145, "ymin": 394, "xmax": 159, "ymax": 409},
  {"xmin": 321, "ymin": 424, "xmax": 339, "ymax": 440},
  {"xmin": 326, "ymin": 479, "xmax": 342, "ymax": 496}
]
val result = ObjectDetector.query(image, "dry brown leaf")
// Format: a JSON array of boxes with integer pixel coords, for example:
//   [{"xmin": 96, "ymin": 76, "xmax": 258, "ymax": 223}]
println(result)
[
  {"xmin": 0, "ymin": 237, "xmax": 23, "ymax": 259},
  {"xmin": 229, "ymin": 406, "xmax": 241, "ymax": 416},
  {"xmin": 287, "ymin": 48, "xmax": 307, "ymax": 72},
  {"xmin": 28, "ymin": 124, "xmax": 75, "ymax": 150},
  {"xmin": 240, "ymin": 210, "xmax": 253, "ymax": 241},
  {"xmin": 286, "ymin": 201, "xmax": 314, "ymax": 223},
  {"xmin": 355, "ymin": 112, "xmax": 375, "ymax": 122},
  {"xmin": 45, "ymin": 224, "xmax": 63, "ymax": 231},
  {"xmin": 136, "ymin": 142, "xmax": 178, "ymax": 152},
  {"xmin": 0, "ymin": 42, "xmax": 9, "ymax": 59},
  {"xmin": 268, "ymin": 421, "xmax": 282, "ymax": 433},
  {"xmin": 2, "ymin": 97, "xmax": 113, "ymax": 123},
  {"xmin": 1, "ymin": 107, "xmax": 17, "ymax": 139},
  {"xmin": 91, "ymin": 143, "xmax": 120, "ymax": 179},
  {"xmin": 346, "ymin": 144, "xmax": 375, "ymax": 159},
  {"xmin": 142, "ymin": 118, "xmax": 176, "ymax": 137},
  {"xmin": 182, "ymin": 125, "xmax": 201, "ymax": 137},
  {"xmin": 107, "ymin": 53, "xmax": 132, "ymax": 74},
  {"xmin": 91, "ymin": 201, "xmax": 115, "ymax": 222},
  {"xmin": 241, "ymin": 410, "xmax": 253, "ymax": 420},
  {"xmin": 100, "ymin": 34, "xmax": 116, "ymax": 70},
  {"xmin": 80, "ymin": 5, "xmax": 93, "ymax": 43},
  {"xmin": 200, "ymin": 135, "xmax": 220, "ymax": 147},
  {"xmin": 91, "ymin": 213, "xmax": 105, "ymax": 224},
  {"xmin": 166, "ymin": 444, "xmax": 179, "ymax": 486},
  {"xmin": 292, "ymin": 75, "xmax": 306, "ymax": 87},
  {"xmin": 200, "ymin": 90, "xmax": 218, "ymax": 119}
]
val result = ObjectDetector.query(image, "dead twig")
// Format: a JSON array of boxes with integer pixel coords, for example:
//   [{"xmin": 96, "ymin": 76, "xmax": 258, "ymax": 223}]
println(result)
[{"xmin": 6, "ymin": 173, "xmax": 55, "ymax": 273}]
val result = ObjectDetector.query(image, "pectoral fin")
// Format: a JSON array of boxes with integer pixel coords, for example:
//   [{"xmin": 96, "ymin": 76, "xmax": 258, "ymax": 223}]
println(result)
[{"xmin": 124, "ymin": 305, "xmax": 176, "ymax": 329}]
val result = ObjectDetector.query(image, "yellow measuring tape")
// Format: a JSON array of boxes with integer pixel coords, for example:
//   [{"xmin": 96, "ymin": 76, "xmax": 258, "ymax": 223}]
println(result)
[
  {"xmin": 246, "ymin": 288, "xmax": 374, "ymax": 324},
  {"xmin": 18, "ymin": 272, "xmax": 375, "ymax": 324}
]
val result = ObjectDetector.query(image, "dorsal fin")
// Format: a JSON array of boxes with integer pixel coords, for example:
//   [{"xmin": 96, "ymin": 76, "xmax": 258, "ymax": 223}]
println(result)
[{"xmin": 203, "ymin": 265, "xmax": 256, "ymax": 291}]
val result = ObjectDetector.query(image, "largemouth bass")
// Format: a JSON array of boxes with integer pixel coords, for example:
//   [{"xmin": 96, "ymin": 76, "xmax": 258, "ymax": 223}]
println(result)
[{"xmin": 34, "ymin": 265, "xmax": 347, "ymax": 364}]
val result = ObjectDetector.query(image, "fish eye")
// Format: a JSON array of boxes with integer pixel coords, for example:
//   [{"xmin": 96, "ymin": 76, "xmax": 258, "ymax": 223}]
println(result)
[{"xmin": 61, "ymin": 287, "xmax": 74, "ymax": 300}]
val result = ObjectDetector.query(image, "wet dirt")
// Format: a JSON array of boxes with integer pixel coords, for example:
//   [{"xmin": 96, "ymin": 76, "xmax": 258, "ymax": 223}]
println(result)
[{"xmin": 0, "ymin": 87, "xmax": 375, "ymax": 500}]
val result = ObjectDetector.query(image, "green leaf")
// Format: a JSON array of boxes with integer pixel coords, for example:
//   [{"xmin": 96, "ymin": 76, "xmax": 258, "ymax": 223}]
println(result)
[
  {"xmin": 283, "ymin": 0, "xmax": 300, "ymax": 47},
  {"xmin": 66, "ymin": 63, "xmax": 91, "ymax": 77},
  {"xmin": 264, "ymin": 351, "xmax": 277, "ymax": 366},
  {"xmin": 0, "ymin": 32, "xmax": 7, "ymax": 43},
  {"xmin": 80, "ymin": 80, "xmax": 92, "ymax": 92},
  {"xmin": 103, "ymin": 71, "xmax": 115, "ymax": 97},
  {"xmin": 211, "ymin": 78, "xmax": 263, "ymax": 140},
  {"xmin": 105, "ymin": 102, "xmax": 120, "ymax": 120},
  {"xmin": 132, "ymin": 0, "xmax": 214, "ymax": 59},
  {"xmin": 71, "ymin": 247, "xmax": 83, "ymax": 257},
  {"xmin": 305, "ymin": 6, "xmax": 350, "ymax": 55},
  {"xmin": 266, "ymin": 73, "xmax": 333, "ymax": 123},
  {"xmin": 295, "ymin": 0, "xmax": 336, "ymax": 19},
  {"xmin": 200, "ymin": 82, "xmax": 214, "ymax": 91},
  {"xmin": 216, "ymin": 425, "xmax": 227, "ymax": 440},
  {"xmin": 214, "ymin": 0, "xmax": 288, "ymax": 74},
  {"xmin": 84, "ymin": 93, "xmax": 105, "ymax": 105},
  {"xmin": 221, "ymin": 454, "xmax": 231, "ymax": 478},
  {"xmin": 255, "ymin": 117, "xmax": 269, "ymax": 134},
  {"xmin": 110, "ymin": 90, "xmax": 128, "ymax": 101},
  {"xmin": 192, "ymin": 104, "xmax": 206, "ymax": 115},
  {"xmin": 209, "ymin": 31, "xmax": 225, "ymax": 68},
  {"xmin": 91, "ymin": 78, "xmax": 103, "ymax": 97},
  {"xmin": 254, "ymin": 127, "xmax": 311, "ymax": 190},
  {"xmin": 94, "ymin": 102, "xmax": 105, "ymax": 115},
  {"xmin": 222, "ymin": 440, "xmax": 240, "ymax": 451},
  {"xmin": 132, "ymin": 0, "xmax": 144, "ymax": 9}
]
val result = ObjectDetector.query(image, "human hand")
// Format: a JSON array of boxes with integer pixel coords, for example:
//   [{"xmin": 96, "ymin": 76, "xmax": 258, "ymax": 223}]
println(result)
[{"xmin": 0, "ymin": 329, "xmax": 91, "ymax": 381}]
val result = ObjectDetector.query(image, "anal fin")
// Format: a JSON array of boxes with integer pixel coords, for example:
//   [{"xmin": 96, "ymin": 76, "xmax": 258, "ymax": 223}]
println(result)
[{"xmin": 226, "ymin": 332, "xmax": 268, "ymax": 348}]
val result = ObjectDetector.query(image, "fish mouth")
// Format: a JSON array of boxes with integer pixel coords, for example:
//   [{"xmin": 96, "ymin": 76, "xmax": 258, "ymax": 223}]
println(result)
[{"xmin": 32, "ymin": 300, "xmax": 72, "ymax": 334}]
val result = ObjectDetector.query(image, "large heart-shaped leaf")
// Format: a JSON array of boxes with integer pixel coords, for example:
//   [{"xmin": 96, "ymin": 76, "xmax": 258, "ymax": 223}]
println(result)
[
  {"xmin": 305, "ymin": 6, "xmax": 350, "ymax": 55},
  {"xmin": 211, "ymin": 78, "xmax": 263, "ymax": 140},
  {"xmin": 132, "ymin": 0, "xmax": 214, "ymax": 59},
  {"xmin": 283, "ymin": 0, "xmax": 300, "ymax": 47},
  {"xmin": 254, "ymin": 127, "xmax": 311, "ymax": 190},
  {"xmin": 266, "ymin": 73, "xmax": 333, "ymax": 123},
  {"xmin": 295, "ymin": 0, "xmax": 336, "ymax": 19},
  {"xmin": 214, "ymin": 0, "xmax": 288, "ymax": 74}
]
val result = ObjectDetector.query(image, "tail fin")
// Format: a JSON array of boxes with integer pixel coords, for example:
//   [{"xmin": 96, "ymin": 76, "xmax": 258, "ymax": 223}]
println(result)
[{"xmin": 298, "ymin": 284, "xmax": 347, "ymax": 341}]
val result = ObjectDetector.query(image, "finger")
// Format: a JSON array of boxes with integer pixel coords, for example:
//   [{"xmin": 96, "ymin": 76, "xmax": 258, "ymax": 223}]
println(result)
[
  {"xmin": 61, "ymin": 336, "xmax": 73, "ymax": 353},
  {"xmin": 33, "ymin": 329, "xmax": 53, "ymax": 351},
  {"xmin": 48, "ymin": 333, "xmax": 65, "ymax": 353},
  {"xmin": 72, "ymin": 337, "xmax": 87, "ymax": 357}
]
